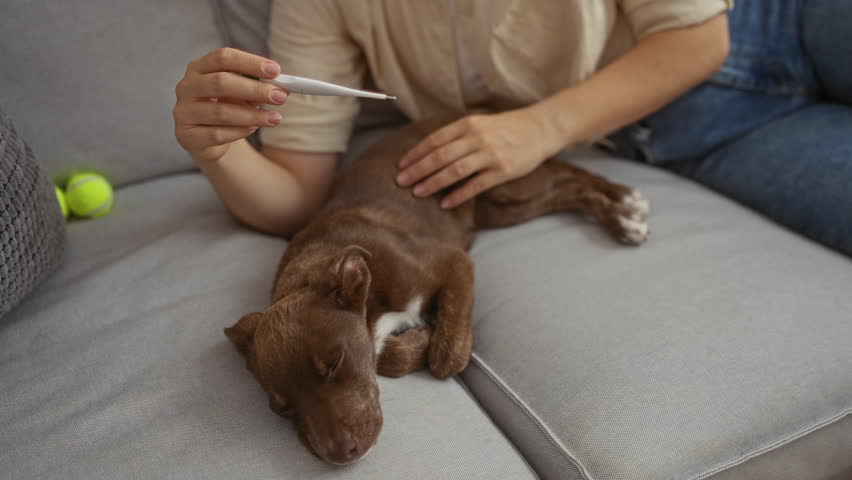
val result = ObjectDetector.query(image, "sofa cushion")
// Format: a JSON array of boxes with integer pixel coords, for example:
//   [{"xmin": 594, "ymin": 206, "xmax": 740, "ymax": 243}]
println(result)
[
  {"xmin": 0, "ymin": 0, "xmax": 223, "ymax": 186},
  {"xmin": 0, "ymin": 173, "xmax": 536, "ymax": 480},
  {"xmin": 0, "ymin": 106, "xmax": 65, "ymax": 319},
  {"xmin": 213, "ymin": 0, "xmax": 271, "ymax": 57},
  {"xmin": 463, "ymin": 148, "xmax": 852, "ymax": 480}
]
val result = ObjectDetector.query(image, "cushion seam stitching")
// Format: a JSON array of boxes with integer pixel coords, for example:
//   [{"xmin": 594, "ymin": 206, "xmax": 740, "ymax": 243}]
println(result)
[
  {"xmin": 469, "ymin": 352, "xmax": 593, "ymax": 480},
  {"xmin": 691, "ymin": 408, "xmax": 852, "ymax": 480},
  {"xmin": 450, "ymin": 376, "xmax": 541, "ymax": 478}
]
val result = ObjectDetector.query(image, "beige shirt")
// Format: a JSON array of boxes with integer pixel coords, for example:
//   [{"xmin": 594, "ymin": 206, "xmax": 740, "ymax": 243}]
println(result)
[{"xmin": 261, "ymin": 0, "xmax": 731, "ymax": 153}]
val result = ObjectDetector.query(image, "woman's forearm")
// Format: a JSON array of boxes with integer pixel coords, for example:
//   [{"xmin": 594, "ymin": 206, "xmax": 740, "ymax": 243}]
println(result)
[
  {"xmin": 528, "ymin": 14, "xmax": 730, "ymax": 155},
  {"xmin": 198, "ymin": 138, "xmax": 338, "ymax": 236},
  {"xmin": 171, "ymin": 48, "xmax": 341, "ymax": 237}
]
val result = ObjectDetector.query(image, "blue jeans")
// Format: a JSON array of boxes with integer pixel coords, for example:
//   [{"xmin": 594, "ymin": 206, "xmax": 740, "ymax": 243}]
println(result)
[{"xmin": 609, "ymin": 0, "xmax": 852, "ymax": 257}]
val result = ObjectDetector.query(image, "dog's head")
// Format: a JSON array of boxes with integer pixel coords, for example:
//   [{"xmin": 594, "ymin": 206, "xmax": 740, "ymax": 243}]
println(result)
[{"xmin": 226, "ymin": 246, "xmax": 381, "ymax": 465}]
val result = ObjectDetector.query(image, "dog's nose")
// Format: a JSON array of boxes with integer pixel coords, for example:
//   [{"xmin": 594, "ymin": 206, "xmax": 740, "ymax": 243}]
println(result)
[{"xmin": 328, "ymin": 431, "xmax": 360, "ymax": 464}]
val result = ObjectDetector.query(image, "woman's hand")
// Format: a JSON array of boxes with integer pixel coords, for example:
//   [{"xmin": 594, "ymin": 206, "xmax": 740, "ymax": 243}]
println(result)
[
  {"xmin": 395, "ymin": 14, "xmax": 730, "ymax": 210},
  {"xmin": 395, "ymin": 109, "xmax": 562, "ymax": 208},
  {"xmin": 173, "ymin": 48, "xmax": 289, "ymax": 163}
]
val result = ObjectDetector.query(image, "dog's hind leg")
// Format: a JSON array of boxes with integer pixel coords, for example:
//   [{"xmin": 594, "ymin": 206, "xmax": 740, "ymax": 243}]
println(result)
[{"xmin": 473, "ymin": 159, "xmax": 649, "ymax": 245}]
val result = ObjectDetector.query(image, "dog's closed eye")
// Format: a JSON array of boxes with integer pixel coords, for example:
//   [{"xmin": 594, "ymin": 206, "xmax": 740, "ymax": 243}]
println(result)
[{"xmin": 313, "ymin": 348, "xmax": 345, "ymax": 380}]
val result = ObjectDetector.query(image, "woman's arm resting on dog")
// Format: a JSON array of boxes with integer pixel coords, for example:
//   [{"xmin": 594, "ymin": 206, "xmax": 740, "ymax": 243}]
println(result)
[
  {"xmin": 397, "ymin": 14, "xmax": 730, "ymax": 208},
  {"xmin": 174, "ymin": 48, "xmax": 338, "ymax": 237}
]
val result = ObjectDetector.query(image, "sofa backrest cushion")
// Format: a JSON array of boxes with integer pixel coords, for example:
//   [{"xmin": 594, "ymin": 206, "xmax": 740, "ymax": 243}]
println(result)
[{"xmin": 0, "ymin": 0, "xmax": 224, "ymax": 186}]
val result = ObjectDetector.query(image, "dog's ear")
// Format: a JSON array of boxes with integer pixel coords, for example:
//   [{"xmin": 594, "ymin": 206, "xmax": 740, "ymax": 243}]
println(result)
[
  {"xmin": 334, "ymin": 245, "xmax": 372, "ymax": 312},
  {"xmin": 224, "ymin": 312, "xmax": 263, "ymax": 357}
]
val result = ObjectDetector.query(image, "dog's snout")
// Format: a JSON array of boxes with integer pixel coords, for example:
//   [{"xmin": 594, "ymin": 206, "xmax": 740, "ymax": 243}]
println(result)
[{"xmin": 327, "ymin": 431, "xmax": 361, "ymax": 464}]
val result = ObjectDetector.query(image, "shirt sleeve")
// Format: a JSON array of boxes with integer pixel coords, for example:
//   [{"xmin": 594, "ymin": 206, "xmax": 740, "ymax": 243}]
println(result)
[
  {"xmin": 259, "ymin": 0, "xmax": 364, "ymax": 153},
  {"xmin": 618, "ymin": 0, "xmax": 733, "ymax": 39}
]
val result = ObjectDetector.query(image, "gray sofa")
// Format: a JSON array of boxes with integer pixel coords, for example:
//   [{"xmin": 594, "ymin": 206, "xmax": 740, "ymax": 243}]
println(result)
[{"xmin": 2, "ymin": 2, "xmax": 851, "ymax": 479}]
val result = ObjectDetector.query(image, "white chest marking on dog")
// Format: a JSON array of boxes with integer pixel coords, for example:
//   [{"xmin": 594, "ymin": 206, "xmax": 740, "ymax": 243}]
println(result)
[{"xmin": 373, "ymin": 296, "xmax": 424, "ymax": 355}]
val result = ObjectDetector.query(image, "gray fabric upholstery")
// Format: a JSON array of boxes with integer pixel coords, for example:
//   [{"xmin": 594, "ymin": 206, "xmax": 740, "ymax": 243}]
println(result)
[
  {"xmin": 463, "ymin": 148, "xmax": 852, "ymax": 480},
  {"xmin": 707, "ymin": 414, "xmax": 852, "ymax": 480},
  {"xmin": 0, "ymin": 174, "xmax": 536, "ymax": 480},
  {"xmin": 0, "ymin": 1, "xmax": 222, "ymax": 186},
  {"xmin": 212, "ymin": 0, "xmax": 272, "ymax": 56},
  {"xmin": 0, "ymin": 107, "xmax": 65, "ymax": 318}
]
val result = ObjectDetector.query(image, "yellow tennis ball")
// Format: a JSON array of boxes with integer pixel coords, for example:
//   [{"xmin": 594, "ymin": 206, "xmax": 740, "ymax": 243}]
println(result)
[
  {"xmin": 65, "ymin": 173, "xmax": 113, "ymax": 218},
  {"xmin": 54, "ymin": 185, "xmax": 69, "ymax": 219}
]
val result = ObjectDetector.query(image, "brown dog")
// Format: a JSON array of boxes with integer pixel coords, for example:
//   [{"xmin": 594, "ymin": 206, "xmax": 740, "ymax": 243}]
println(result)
[{"xmin": 225, "ymin": 117, "xmax": 649, "ymax": 465}]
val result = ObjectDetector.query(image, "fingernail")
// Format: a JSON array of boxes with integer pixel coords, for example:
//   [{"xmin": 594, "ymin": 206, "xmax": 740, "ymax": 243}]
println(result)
[
  {"xmin": 396, "ymin": 173, "xmax": 409, "ymax": 185},
  {"xmin": 248, "ymin": 126, "xmax": 258, "ymax": 134},
  {"xmin": 270, "ymin": 90, "xmax": 287, "ymax": 104},
  {"xmin": 262, "ymin": 62, "xmax": 279, "ymax": 76},
  {"xmin": 413, "ymin": 184, "xmax": 426, "ymax": 196},
  {"xmin": 267, "ymin": 111, "xmax": 282, "ymax": 126},
  {"xmin": 398, "ymin": 158, "xmax": 409, "ymax": 169},
  {"xmin": 441, "ymin": 199, "xmax": 452, "ymax": 209}
]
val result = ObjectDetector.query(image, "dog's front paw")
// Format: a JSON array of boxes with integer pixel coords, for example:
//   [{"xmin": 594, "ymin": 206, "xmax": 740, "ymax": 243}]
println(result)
[
  {"xmin": 377, "ymin": 325, "xmax": 432, "ymax": 378},
  {"xmin": 427, "ymin": 329, "xmax": 472, "ymax": 379}
]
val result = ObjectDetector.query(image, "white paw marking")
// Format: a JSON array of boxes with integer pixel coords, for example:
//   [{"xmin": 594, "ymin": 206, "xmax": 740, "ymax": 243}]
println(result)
[
  {"xmin": 617, "ymin": 215, "xmax": 649, "ymax": 244},
  {"xmin": 373, "ymin": 296, "xmax": 424, "ymax": 355},
  {"xmin": 622, "ymin": 189, "xmax": 650, "ymax": 219}
]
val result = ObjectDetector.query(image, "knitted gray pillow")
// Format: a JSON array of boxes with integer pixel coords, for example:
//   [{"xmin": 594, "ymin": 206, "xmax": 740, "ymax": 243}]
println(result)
[{"xmin": 1, "ymin": 107, "xmax": 65, "ymax": 319}]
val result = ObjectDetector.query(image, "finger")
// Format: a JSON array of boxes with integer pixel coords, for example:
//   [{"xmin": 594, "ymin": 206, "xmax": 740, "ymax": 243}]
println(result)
[
  {"xmin": 181, "ymin": 125, "xmax": 258, "ymax": 151},
  {"xmin": 412, "ymin": 152, "xmax": 488, "ymax": 198},
  {"xmin": 177, "ymin": 101, "xmax": 282, "ymax": 127},
  {"xmin": 192, "ymin": 72, "xmax": 288, "ymax": 105},
  {"xmin": 397, "ymin": 136, "xmax": 477, "ymax": 187},
  {"xmin": 398, "ymin": 119, "xmax": 468, "ymax": 169},
  {"xmin": 190, "ymin": 47, "xmax": 281, "ymax": 79},
  {"xmin": 441, "ymin": 170, "xmax": 503, "ymax": 209},
  {"xmin": 219, "ymin": 97, "xmax": 262, "ymax": 108}
]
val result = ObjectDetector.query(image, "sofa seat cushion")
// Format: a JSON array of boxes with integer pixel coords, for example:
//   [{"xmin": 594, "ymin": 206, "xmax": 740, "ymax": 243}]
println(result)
[
  {"xmin": 464, "ymin": 149, "xmax": 852, "ymax": 480},
  {"xmin": 0, "ymin": 173, "xmax": 536, "ymax": 480}
]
